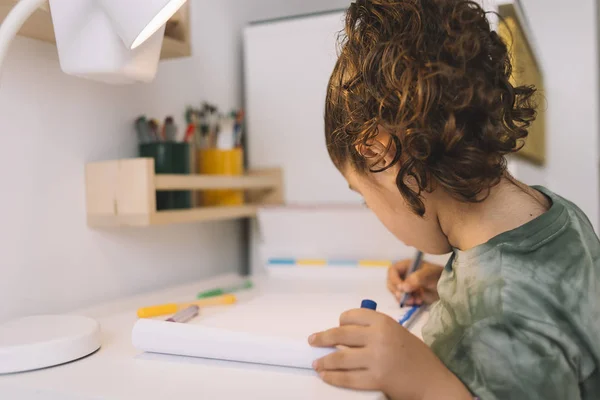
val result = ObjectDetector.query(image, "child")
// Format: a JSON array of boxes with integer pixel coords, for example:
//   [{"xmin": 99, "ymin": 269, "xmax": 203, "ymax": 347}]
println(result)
[{"xmin": 307, "ymin": 0, "xmax": 600, "ymax": 399}]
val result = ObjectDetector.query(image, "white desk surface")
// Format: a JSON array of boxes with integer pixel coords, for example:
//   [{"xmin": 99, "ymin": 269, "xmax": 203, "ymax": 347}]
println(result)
[{"xmin": 0, "ymin": 271, "xmax": 428, "ymax": 400}]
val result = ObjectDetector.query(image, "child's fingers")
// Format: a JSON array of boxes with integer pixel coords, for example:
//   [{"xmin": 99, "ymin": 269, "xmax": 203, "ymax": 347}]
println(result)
[
  {"xmin": 402, "ymin": 296, "xmax": 419, "ymax": 306},
  {"xmin": 387, "ymin": 260, "xmax": 411, "ymax": 285},
  {"xmin": 309, "ymin": 325, "xmax": 368, "ymax": 347},
  {"xmin": 313, "ymin": 347, "xmax": 367, "ymax": 371},
  {"xmin": 339, "ymin": 308, "xmax": 383, "ymax": 326},
  {"xmin": 387, "ymin": 260, "xmax": 413, "ymax": 299},
  {"xmin": 390, "ymin": 282, "xmax": 423, "ymax": 304},
  {"xmin": 399, "ymin": 270, "xmax": 426, "ymax": 293},
  {"xmin": 387, "ymin": 281, "xmax": 402, "ymax": 300},
  {"xmin": 318, "ymin": 370, "xmax": 378, "ymax": 391},
  {"xmin": 387, "ymin": 266, "xmax": 402, "ymax": 289}
]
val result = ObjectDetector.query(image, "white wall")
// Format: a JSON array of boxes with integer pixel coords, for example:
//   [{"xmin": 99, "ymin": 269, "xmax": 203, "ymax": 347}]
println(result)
[
  {"xmin": 0, "ymin": 6, "xmax": 239, "ymax": 323},
  {"xmin": 0, "ymin": 0, "xmax": 354, "ymax": 323},
  {"xmin": 511, "ymin": 0, "xmax": 599, "ymax": 231}
]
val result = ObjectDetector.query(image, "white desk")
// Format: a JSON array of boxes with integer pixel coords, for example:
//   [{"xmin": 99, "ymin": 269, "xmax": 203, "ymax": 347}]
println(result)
[{"xmin": 0, "ymin": 271, "xmax": 428, "ymax": 400}]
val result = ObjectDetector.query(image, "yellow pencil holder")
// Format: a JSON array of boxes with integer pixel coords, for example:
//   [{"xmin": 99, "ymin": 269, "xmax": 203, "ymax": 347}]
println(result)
[{"xmin": 198, "ymin": 149, "xmax": 244, "ymax": 206}]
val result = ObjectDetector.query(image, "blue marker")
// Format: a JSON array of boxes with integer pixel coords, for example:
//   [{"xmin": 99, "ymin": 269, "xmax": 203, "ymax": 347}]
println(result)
[
  {"xmin": 361, "ymin": 298, "xmax": 422, "ymax": 327},
  {"xmin": 361, "ymin": 299, "xmax": 377, "ymax": 310},
  {"xmin": 399, "ymin": 305, "xmax": 422, "ymax": 326},
  {"xmin": 399, "ymin": 250, "xmax": 424, "ymax": 308}
]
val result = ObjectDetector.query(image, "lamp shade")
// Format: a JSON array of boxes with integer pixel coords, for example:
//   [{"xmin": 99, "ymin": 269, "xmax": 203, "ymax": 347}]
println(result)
[
  {"xmin": 48, "ymin": 0, "xmax": 175, "ymax": 84},
  {"xmin": 98, "ymin": 0, "xmax": 188, "ymax": 50},
  {"xmin": 1, "ymin": 0, "xmax": 187, "ymax": 84}
]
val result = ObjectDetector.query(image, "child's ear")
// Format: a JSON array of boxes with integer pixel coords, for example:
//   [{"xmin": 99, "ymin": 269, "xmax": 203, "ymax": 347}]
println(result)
[{"xmin": 354, "ymin": 127, "xmax": 397, "ymax": 170}]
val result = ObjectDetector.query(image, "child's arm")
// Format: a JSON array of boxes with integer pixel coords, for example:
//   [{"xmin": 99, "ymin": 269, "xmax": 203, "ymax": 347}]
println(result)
[{"xmin": 310, "ymin": 308, "xmax": 583, "ymax": 400}]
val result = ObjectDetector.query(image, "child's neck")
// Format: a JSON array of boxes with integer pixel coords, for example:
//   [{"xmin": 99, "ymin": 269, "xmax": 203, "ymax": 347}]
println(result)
[{"xmin": 438, "ymin": 177, "xmax": 551, "ymax": 251}]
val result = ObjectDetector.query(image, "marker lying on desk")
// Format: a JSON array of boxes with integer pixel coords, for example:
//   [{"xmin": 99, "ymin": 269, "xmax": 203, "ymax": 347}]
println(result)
[
  {"xmin": 165, "ymin": 305, "xmax": 199, "ymax": 323},
  {"xmin": 137, "ymin": 294, "xmax": 237, "ymax": 318},
  {"xmin": 197, "ymin": 280, "xmax": 253, "ymax": 299}
]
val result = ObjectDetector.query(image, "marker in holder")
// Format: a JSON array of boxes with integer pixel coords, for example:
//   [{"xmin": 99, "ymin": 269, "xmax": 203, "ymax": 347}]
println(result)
[
  {"xmin": 139, "ymin": 142, "xmax": 191, "ymax": 210},
  {"xmin": 198, "ymin": 148, "xmax": 244, "ymax": 206}
]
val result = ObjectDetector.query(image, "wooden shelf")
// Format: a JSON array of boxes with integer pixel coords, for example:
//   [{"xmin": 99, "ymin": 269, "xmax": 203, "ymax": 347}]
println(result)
[
  {"xmin": 0, "ymin": 0, "xmax": 192, "ymax": 60},
  {"xmin": 85, "ymin": 158, "xmax": 284, "ymax": 228},
  {"xmin": 160, "ymin": 36, "xmax": 191, "ymax": 60},
  {"xmin": 154, "ymin": 174, "xmax": 282, "ymax": 191}
]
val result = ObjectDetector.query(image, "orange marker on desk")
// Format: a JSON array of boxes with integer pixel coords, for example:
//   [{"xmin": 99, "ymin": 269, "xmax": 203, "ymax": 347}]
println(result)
[{"xmin": 137, "ymin": 294, "xmax": 237, "ymax": 318}]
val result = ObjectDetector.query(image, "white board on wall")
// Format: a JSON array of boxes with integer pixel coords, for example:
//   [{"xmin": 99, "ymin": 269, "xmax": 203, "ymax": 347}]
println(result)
[{"xmin": 243, "ymin": 11, "xmax": 361, "ymax": 204}]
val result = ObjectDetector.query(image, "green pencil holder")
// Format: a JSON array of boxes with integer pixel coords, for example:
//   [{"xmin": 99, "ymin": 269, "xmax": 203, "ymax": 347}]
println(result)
[{"xmin": 139, "ymin": 142, "xmax": 191, "ymax": 210}]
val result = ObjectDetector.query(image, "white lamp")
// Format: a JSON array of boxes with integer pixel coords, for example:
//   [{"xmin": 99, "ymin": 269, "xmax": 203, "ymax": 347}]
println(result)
[
  {"xmin": 0, "ymin": 0, "xmax": 187, "ymax": 84},
  {"xmin": 0, "ymin": 0, "xmax": 188, "ymax": 374},
  {"xmin": 98, "ymin": 0, "xmax": 188, "ymax": 50}
]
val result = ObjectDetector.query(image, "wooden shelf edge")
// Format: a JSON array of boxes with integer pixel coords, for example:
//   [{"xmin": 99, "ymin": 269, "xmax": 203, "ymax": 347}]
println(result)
[
  {"xmin": 87, "ymin": 214, "xmax": 151, "ymax": 228},
  {"xmin": 150, "ymin": 205, "xmax": 259, "ymax": 226},
  {"xmin": 87, "ymin": 206, "xmax": 259, "ymax": 228},
  {"xmin": 155, "ymin": 173, "xmax": 280, "ymax": 191}
]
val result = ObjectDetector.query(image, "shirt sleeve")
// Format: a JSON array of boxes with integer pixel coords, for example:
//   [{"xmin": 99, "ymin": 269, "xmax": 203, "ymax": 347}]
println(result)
[{"xmin": 448, "ymin": 312, "xmax": 582, "ymax": 400}]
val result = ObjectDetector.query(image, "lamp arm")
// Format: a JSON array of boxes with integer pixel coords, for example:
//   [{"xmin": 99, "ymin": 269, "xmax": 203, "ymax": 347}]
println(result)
[{"xmin": 0, "ymin": 0, "xmax": 48, "ymax": 77}]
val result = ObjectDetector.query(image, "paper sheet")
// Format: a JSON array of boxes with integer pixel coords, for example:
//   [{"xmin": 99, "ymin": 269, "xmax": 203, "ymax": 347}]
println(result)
[
  {"xmin": 132, "ymin": 291, "xmax": 428, "ymax": 369},
  {"xmin": 132, "ymin": 320, "xmax": 335, "ymax": 369}
]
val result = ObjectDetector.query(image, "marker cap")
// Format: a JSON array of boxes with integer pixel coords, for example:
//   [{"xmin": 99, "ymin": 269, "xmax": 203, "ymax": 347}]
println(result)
[{"xmin": 360, "ymin": 299, "xmax": 377, "ymax": 310}]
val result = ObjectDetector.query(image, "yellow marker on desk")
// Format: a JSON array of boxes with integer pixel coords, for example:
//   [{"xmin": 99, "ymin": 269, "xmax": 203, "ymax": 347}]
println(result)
[{"xmin": 137, "ymin": 294, "xmax": 237, "ymax": 318}]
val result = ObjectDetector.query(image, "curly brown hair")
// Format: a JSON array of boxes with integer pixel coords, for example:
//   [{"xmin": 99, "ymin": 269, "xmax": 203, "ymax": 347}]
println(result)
[{"xmin": 325, "ymin": 0, "xmax": 537, "ymax": 216}]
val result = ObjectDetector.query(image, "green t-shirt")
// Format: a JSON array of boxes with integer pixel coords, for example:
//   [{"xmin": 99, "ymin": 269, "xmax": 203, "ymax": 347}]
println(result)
[{"xmin": 422, "ymin": 186, "xmax": 600, "ymax": 399}]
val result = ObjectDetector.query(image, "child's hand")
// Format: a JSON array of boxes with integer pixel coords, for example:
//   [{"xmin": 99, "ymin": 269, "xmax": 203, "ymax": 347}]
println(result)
[
  {"xmin": 387, "ymin": 259, "xmax": 443, "ymax": 305},
  {"xmin": 309, "ymin": 309, "xmax": 471, "ymax": 400}
]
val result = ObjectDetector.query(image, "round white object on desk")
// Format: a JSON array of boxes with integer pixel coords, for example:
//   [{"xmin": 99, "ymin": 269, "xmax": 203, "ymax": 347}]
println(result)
[{"xmin": 0, "ymin": 315, "xmax": 101, "ymax": 374}]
